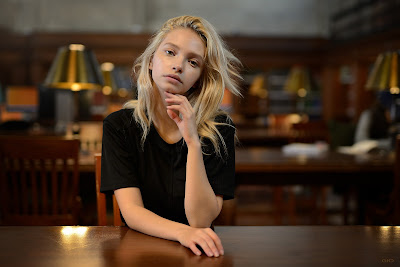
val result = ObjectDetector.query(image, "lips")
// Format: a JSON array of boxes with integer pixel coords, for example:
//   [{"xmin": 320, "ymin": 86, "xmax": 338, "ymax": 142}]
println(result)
[{"xmin": 165, "ymin": 74, "xmax": 182, "ymax": 83}]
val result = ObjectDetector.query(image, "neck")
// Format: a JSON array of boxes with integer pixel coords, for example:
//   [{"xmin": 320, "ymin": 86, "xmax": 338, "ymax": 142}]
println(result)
[{"xmin": 152, "ymin": 88, "xmax": 182, "ymax": 144}]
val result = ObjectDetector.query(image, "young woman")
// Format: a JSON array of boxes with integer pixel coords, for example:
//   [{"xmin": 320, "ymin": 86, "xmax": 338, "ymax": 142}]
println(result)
[{"xmin": 101, "ymin": 15, "xmax": 242, "ymax": 257}]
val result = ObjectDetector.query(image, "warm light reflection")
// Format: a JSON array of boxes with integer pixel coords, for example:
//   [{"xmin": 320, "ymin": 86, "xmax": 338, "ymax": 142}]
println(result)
[
  {"xmin": 61, "ymin": 226, "xmax": 88, "ymax": 237},
  {"xmin": 297, "ymin": 88, "xmax": 307, "ymax": 97},
  {"xmin": 101, "ymin": 62, "xmax": 115, "ymax": 72},
  {"xmin": 102, "ymin": 85, "xmax": 112, "ymax": 95},
  {"xmin": 118, "ymin": 88, "xmax": 129, "ymax": 98},
  {"xmin": 390, "ymin": 86, "xmax": 400, "ymax": 94},
  {"xmin": 69, "ymin": 44, "xmax": 85, "ymax": 51},
  {"xmin": 286, "ymin": 113, "xmax": 303, "ymax": 124},
  {"xmin": 375, "ymin": 226, "xmax": 399, "ymax": 244},
  {"xmin": 296, "ymin": 154, "xmax": 308, "ymax": 164},
  {"xmin": 71, "ymin": 83, "xmax": 81, "ymax": 91}
]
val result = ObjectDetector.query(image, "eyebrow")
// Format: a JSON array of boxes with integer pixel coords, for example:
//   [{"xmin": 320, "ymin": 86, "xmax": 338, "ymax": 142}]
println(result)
[{"xmin": 162, "ymin": 42, "xmax": 204, "ymax": 62}]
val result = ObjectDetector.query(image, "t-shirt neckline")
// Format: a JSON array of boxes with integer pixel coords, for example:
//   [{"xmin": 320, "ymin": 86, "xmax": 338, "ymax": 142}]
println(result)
[{"xmin": 150, "ymin": 124, "xmax": 184, "ymax": 147}]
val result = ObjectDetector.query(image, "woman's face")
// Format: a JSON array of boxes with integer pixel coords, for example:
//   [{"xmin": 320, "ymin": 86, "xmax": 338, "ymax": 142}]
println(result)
[{"xmin": 150, "ymin": 28, "xmax": 206, "ymax": 96}]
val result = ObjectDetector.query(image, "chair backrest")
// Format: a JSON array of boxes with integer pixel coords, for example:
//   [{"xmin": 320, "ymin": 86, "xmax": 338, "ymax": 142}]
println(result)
[
  {"xmin": 95, "ymin": 153, "xmax": 122, "ymax": 226},
  {"xmin": 0, "ymin": 136, "xmax": 81, "ymax": 225}
]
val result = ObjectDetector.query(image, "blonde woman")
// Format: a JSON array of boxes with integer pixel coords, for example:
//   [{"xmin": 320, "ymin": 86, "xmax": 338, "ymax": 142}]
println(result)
[{"xmin": 101, "ymin": 15, "xmax": 242, "ymax": 257}]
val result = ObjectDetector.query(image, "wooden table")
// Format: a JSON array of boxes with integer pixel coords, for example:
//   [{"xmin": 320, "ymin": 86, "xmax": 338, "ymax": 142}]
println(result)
[
  {"xmin": 236, "ymin": 127, "xmax": 328, "ymax": 147},
  {"xmin": 235, "ymin": 147, "xmax": 394, "ymax": 185},
  {"xmin": 1, "ymin": 226, "xmax": 399, "ymax": 266},
  {"xmin": 234, "ymin": 147, "xmax": 394, "ymax": 224}
]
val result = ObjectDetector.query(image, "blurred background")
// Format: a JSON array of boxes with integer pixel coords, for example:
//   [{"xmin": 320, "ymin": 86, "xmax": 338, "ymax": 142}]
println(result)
[{"xmin": 0, "ymin": 0, "xmax": 399, "ymax": 226}]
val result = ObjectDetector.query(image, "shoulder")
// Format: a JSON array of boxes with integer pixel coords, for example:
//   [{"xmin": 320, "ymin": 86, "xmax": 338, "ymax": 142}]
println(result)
[
  {"xmin": 103, "ymin": 108, "xmax": 135, "ymax": 130},
  {"xmin": 214, "ymin": 112, "xmax": 235, "ymax": 135}
]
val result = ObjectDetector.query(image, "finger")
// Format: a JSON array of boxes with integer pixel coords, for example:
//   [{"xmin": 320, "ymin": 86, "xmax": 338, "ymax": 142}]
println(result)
[
  {"xmin": 165, "ymin": 91, "xmax": 185, "ymax": 100},
  {"xmin": 206, "ymin": 229, "xmax": 224, "ymax": 255},
  {"xmin": 167, "ymin": 109, "xmax": 181, "ymax": 123},
  {"xmin": 166, "ymin": 105, "xmax": 188, "ymax": 119},
  {"xmin": 189, "ymin": 243, "xmax": 202, "ymax": 256},
  {"xmin": 165, "ymin": 96, "xmax": 184, "ymax": 103},
  {"xmin": 201, "ymin": 234, "xmax": 220, "ymax": 257},
  {"xmin": 196, "ymin": 239, "xmax": 214, "ymax": 257},
  {"xmin": 165, "ymin": 92, "xmax": 189, "ymax": 103}
]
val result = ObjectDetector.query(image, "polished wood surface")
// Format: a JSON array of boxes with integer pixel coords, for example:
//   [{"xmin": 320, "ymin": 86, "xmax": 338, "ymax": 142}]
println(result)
[
  {"xmin": 0, "ymin": 226, "xmax": 399, "ymax": 266},
  {"xmin": 0, "ymin": 136, "xmax": 81, "ymax": 226}
]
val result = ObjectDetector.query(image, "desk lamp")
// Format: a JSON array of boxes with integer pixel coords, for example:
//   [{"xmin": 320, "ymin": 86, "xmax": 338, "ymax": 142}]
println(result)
[
  {"xmin": 284, "ymin": 66, "xmax": 318, "ymax": 114},
  {"xmin": 366, "ymin": 50, "xmax": 400, "ymax": 146},
  {"xmin": 44, "ymin": 44, "xmax": 104, "ymax": 134},
  {"xmin": 101, "ymin": 62, "xmax": 131, "ymax": 98}
]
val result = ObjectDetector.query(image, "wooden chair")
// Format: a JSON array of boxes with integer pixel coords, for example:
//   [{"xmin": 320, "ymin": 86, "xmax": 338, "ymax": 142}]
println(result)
[
  {"xmin": 95, "ymin": 153, "xmax": 122, "ymax": 226},
  {"xmin": 0, "ymin": 136, "xmax": 81, "ymax": 225}
]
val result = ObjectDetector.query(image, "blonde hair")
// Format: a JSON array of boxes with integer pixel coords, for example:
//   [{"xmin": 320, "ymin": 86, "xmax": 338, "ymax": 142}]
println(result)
[{"xmin": 124, "ymin": 15, "xmax": 242, "ymax": 157}]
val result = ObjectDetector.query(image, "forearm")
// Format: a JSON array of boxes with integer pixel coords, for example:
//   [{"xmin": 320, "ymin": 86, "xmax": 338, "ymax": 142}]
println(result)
[
  {"xmin": 185, "ymin": 143, "xmax": 221, "ymax": 227},
  {"xmin": 115, "ymin": 189, "xmax": 190, "ymax": 242},
  {"xmin": 115, "ymin": 187, "xmax": 223, "ymax": 258}
]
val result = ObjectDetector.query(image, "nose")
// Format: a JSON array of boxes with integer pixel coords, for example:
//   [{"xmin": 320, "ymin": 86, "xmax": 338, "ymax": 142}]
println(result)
[
  {"xmin": 172, "ymin": 65, "xmax": 182, "ymax": 73},
  {"xmin": 172, "ymin": 57, "xmax": 183, "ymax": 73}
]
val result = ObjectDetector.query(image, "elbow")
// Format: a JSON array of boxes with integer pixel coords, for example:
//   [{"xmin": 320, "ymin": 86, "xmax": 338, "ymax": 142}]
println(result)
[
  {"xmin": 185, "ymin": 198, "xmax": 222, "ymax": 228},
  {"xmin": 186, "ymin": 208, "xmax": 219, "ymax": 228},
  {"xmin": 187, "ymin": 217, "xmax": 213, "ymax": 228}
]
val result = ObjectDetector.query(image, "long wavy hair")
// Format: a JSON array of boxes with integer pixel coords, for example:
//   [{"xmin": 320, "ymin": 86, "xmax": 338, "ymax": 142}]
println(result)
[{"xmin": 124, "ymin": 15, "xmax": 242, "ymax": 157}]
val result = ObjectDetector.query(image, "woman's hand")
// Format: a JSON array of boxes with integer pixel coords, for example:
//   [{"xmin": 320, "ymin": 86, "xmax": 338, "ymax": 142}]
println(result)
[
  {"xmin": 165, "ymin": 92, "xmax": 200, "ymax": 146},
  {"xmin": 176, "ymin": 227, "xmax": 224, "ymax": 257}
]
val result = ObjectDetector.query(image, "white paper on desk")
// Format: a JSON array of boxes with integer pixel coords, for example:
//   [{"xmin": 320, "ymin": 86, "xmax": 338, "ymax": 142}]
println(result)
[
  {"xmin": 337, "ymin": 140, "xmax": 378, "ymax": 155},
  {"xmin": 282, "ymin": 142, "xmax": 328, "ymax": 156}
]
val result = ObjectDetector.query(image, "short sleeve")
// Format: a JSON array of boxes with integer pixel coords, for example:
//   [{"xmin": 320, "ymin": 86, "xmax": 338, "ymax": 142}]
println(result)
[
  {"xmin": 100, "ymin": 110, "xmax": 140, "ymax": 193},
  {"xmin": 203, "ymin": 116, "xmax": 236, "ymax": 200}
]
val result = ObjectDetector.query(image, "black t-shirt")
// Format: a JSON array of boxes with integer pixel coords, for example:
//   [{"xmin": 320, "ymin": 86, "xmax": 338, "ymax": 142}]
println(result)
[{"xmin": 100, "ymin": 108, "xmax": 236, "ymax": 225}]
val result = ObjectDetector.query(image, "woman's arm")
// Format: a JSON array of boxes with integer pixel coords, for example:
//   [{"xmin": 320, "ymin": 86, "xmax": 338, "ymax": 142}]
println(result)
[
  {"xmin": 185, "ymin": 143, "xmax": 223, "ymax": 227},
  {"xmin": 165, "ymin": 92, "xmax": 223, "ymax": 227},
  {"xmin": 114, "ymin": 187, "xmax": 224, "ymax": 257}
]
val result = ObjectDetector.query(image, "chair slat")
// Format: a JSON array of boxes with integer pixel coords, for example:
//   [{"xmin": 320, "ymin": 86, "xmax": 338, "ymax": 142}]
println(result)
[
  {"xmin": 60, "ymin": 159, "xmax": 68, "ymax": 215},
  {"xmin": 30, "ymin": 159, "xmax": 39, "ymax": 215},
  {"xmin": 19, "ymin": 159, "xmax": 29, "ymax": 214},
  {"xmin": 40, "ymin": 159, "xmax": 48, "ymax": 215},
  {"xmin": 10, "ymin": 159, "xmax": 20, "ymax": 214},
  {"xmin": 51, "ymin": 159, "xmax": 58, "ymax": 215}
]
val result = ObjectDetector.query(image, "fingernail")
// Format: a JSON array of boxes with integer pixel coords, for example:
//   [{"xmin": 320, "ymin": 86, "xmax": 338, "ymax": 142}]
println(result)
[{"xmin": 220, "ymin": 250, "xmax": 224, "ymax": 255}]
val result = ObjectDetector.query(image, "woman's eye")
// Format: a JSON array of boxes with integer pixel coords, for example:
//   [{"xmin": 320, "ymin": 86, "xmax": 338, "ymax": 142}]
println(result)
[
  {"xmin": 189, "ymin": 60, "xmax": 198, "ymax": 67},
  {"xmin": 166, "ymin": 50, "xmax": 175, "ymax": 56}
]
